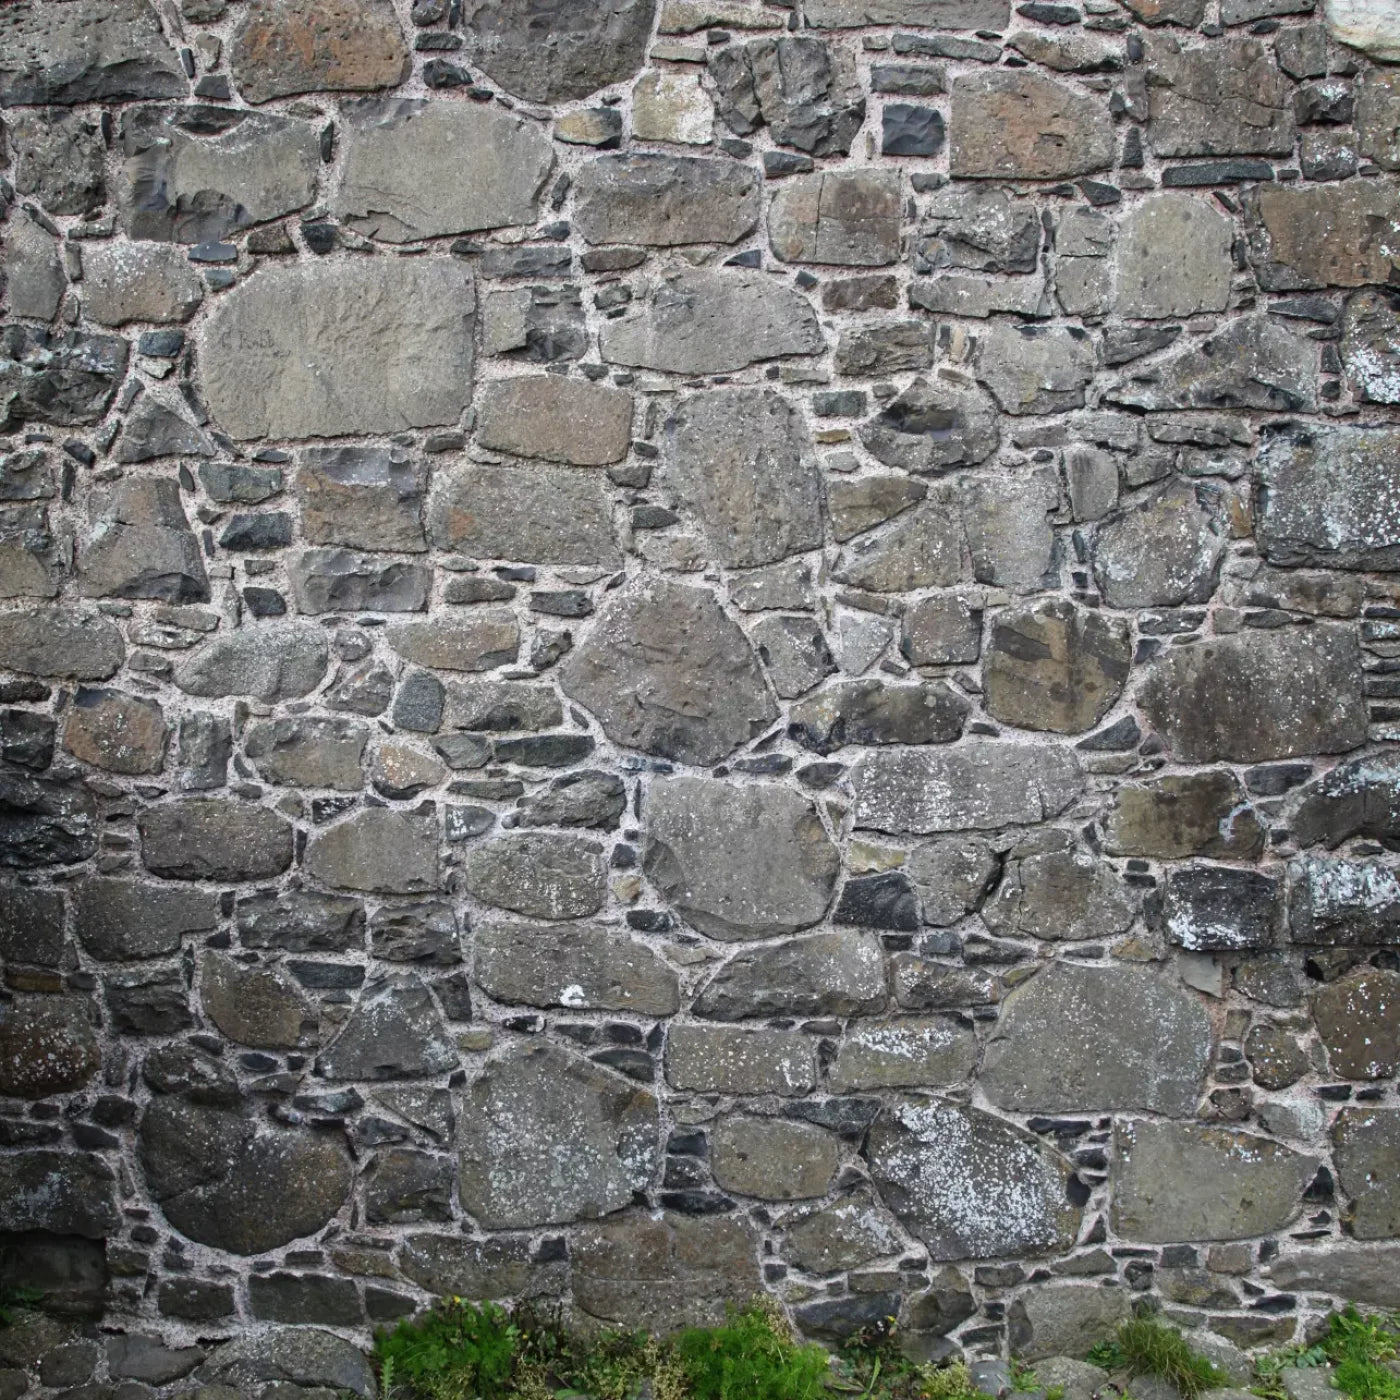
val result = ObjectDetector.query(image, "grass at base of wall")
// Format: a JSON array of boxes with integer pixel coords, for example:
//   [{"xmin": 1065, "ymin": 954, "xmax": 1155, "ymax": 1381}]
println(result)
[
  {"xmin": 1088, "ymin": 1314, "xmax": 1232, "ymax": 1400},
  {"xmin": 1254, "ymin": 1307, "xmax": 1400, "ymax": 1400}
]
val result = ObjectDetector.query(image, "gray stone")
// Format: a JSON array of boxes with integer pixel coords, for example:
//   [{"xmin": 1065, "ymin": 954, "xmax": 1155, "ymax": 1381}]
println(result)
[
  {"xmin": 600, "ymin": 268, "xmax": 822, "ymax": 375},
  {"xmin": 983, "ymin": 838, "xmax": 1137, "ymax": 942},
  {"xmin": 1111, "ymin": 1120, "xmax": 1316, "ymax": 1241},
  {"xmin": 0, "ymin": 327, "xmax": 129, "ymax": 431},
  {"xmin": 1250, "ymin": 179, "xmax": 1400, "ymax": 291},
  {"xmin": 462, "ymin": 0, "xmax": 656, "ymax": 103},
  {"xmin": 464, "ymin": 833, "xmax": 605, "ymax": 920},
  {"xmin": 459, "ymin": 1042, "xmax": 657, "ymax": 1226},
  {"xmin": 114, "ymin": 395, "xmax": 216, "ymax": 464},
  {"xmin": 200, "ymin": 462, "xmax": 285, "ymax": 505},
  {"xmin": 514, "ymin": 770, "xmax": 626, "ymax": 829},
  {"xmin": 229, "ymin": 0, "xmax": 409, "ymax": 105},
  {"xmin": 291, "ymin": 549, "xmax": 430, "ymax": 614},
  {"xmin": 783, "ymin": 1187, "xmax": 905, "ymax": 1274},
  {"xmin": 74, "ymin": 878, "xmax": 217, "ymax": 961},
  {"xmin": 297, "ymin": 446, "xmax": 427, "ymax": 554},
  {"xmin": 750, "ymin": 614, "xmax": 837, "ymax": 698},
  {"xmin": 574, "ymin": 154, "xmax": 760, "ymax": 247},
  {"xmin": 906, "ymin": 837, "xmax": 999, "ymax": 927},
  {"xmin": 982, "ymin": 963, "xmax": 1212, "ymax": 1115},
  {"xmin": 4, "ymin": 217, "xmax": 65, "ymax": 322},
  {"xmin": 561, "ymin": 577, "xmax": 775, "ymax": 765},
  {"xmin": 829, "ymin": 1016, "xmax": 977, "ymax": 1090},
  {"xmin": 1010, "ymin": 1286, "xmax": 1135, "ymax": 1362},
  {"xmin": 106, "ymin": 1336, "xmax": 204, "ymax": 1387},
  {"xmin": 1138, "ymin": 626, "xmax": 1366, "ymax": 763},
  {"xmin": 1267, "ymin": 1245, "xmax": 1400, "ymax": 1307},
  {"xmin": 1145, "ymin": 36, "xmax": 1295, "ymax": 158},
  {"xmin": 1315, "ymin": 969, "xmax": 1400, "ymax": 1080},
  {"xmin": 0, "ymin": 996, "xmax": 99, "ymax": 1099},
  {"xmin": 332, "ymin": 98, "xmax": 552, "ymax": 242},
  {"xmin": 120, "ymin": 106, "xmax": 320, "ymax": 243},
  {"xmin": 0, "ymin": 505, "xmax": 58, "ymax": 600},
  {"xmin": 710, "ymin": 1115, "xmax": 841, "ymax": 1200},
  {"xmin": 984, "ymin": 598, "xmax": 1131, "ymax": 735},
  {"xmin": 1116, "ymin": 193, "xmax": 1233, "ymax": 318},
  {"xmin": 1290, "ymin": 858, "xmax": 1400, "ymax": 946},
  {"xmin": 1341, "ymin": 290, "xmax": 1400, "ymax": 405},
  {"xmin": 368, "ymin": 901, "xmax": 459, "ymax": 964},
  {"xmin": 1293, "ymin": 752, "xmax": 1400, "ymax": 851},
  {"xmin": 0, "ymin": 1151, "xmax": 118, "ymax": 1240},
  {"xmin": 901, "ymin": 595, "xmax": 984, "ymax": 668},
  {"xmin": 572, "ymin": 1211, "xmax": 761, "ymax": 1333},
  {"xmin": 9, "ymin": 109, "xmax": 106, "ymax": 216},
  {"xmin": 0, "ymin": 773, "xmax": 99, "ymax": 868},
  {"xmin": 474, "ymin": 921, "xmax": 679, "ymax": 1014},
  {"xmin": 1246, "ymin": 1022, "xmax": 1309, "ymax": 1092},
  {"xmin": 305, "ymin": 809, "xmax": 439, "ymax": 895},
  {"xmin": 0, "ymin": 886, "xmax": 65, "ymax": 968},
  {"xmin": 396, "ymin": 1235, "xmax": 539, "ymax": 1297},
  {"xmin": 244, "ymin": 717, "xmax": 367, "ymax": 791},
  {"xmin": 476, "ymin": 376, "xmax": 632, "ymax": 467},
  {"xmin": 950, "ymin": 69, "xmax": 1113, "ymax": 179},
  {"xmin": 238, "ymin": 890, "xmax": 365, "ymax": 952},
  {"xmin": 664, "ymin": 388, "xmax": 821, "ymax": 569},
  {"xmin": 364, "ymin": 1151, "xmax": 453, "ymax": 1224},
  {"xmin": 1092, "ymin": 481, "xmax": 1226, "ymax": 608},
  {"xmin": 1326, "ymin": 0, "xmax": 1400, "ymax": 60},
  {"xmin": 198, "ymin": 259, "xmax": 473, "ymax": 440},
  {"xmin": 768, "ymin": 170, "xmax": 902, "ymax": 267},
  {"xmin": 386, "ymin": 615, "xmax": 518, "ymax": 672},
  {"xmin": 199, "ymin": 1330, "xmax": 375, "ymax": 1400},
  {"xmin": 694, "ymin": 930, "xmax": 886, "ymax": 1019},
  {"xmin": 828, "ymin": 475, "xmax": 927, "ymax": 544},
  {"xmin": 0, "ymin": 0, "xmax": 184, "ymax": 105},
  {"xmin": 1104, "ymin": 772, "xmax": 1266, "ymax": 859},
  {"xmin": 807, "ymin": 0, "xmax": 1008, "ymax": 21},
  {"xmin": 443, "ymin": 680, "xmax": 562, "ymax": 733},
  {"xmin": 201, "ymin": 952, "xmax": 314, "ymax": 1050},
  {"xmin": 859, "ymin": 374, "xmax": 1000, "ymax": 474},
  {"xmin": 175, "ymin": 624, "xmax": 328, "ymax": 702},
  {"xmin": 919, "ymin": 184, "xmax": 1041, "ymax": 273},
  {"xmin": 977, "ymin": 324, "xmax": 1097, "ymax": 415},
  {"xmin": 81, "ymin": 243, "xmax": 203, "ymax": 326},
  {"xmin": 1258, "ymin": 425, "xmax": 1400, "ymax": 571},
  {"xmin": 789, "ymin": 679, "xmax": 968, "ymax": 752},
  {"xmin": 866, "ymin": 1097, "xmax": 1081, "ymax": 1260},
  {"xmin": 140, "ymin": 800, "xmax": 292, "ymax": 881},
  {"xmin": 644, "ymin": 776, "xmax": 839, "ymax": 940},
  {"xmin": 317, "ymin": 975, "xmax": 458, "ymax": 1080},
  {"xmin": 665, "ymin": 1024, "xmax": 817, "ymax": 1095},
  {"xmin": 853, "ymin": 741, "xmax": 1083, "ymax": 834},
  {"xmin": 1159, "ymin": 865, "xmax": 1282, "ymax": 951}
]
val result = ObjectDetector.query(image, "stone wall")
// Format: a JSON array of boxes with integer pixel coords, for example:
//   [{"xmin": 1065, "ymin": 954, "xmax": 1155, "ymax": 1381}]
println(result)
[{"xmin": 1, "ymin": 0, "xmax": 1399, "ymax": 1367}]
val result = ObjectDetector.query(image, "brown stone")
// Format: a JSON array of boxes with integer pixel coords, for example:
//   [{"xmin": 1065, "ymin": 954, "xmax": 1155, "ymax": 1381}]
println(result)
[
  {"xmin": 63, "ymin": 687, "xmax": 169, "ymax": 775},
  {"xmin": 1251, "ymin": 179, "xmax": 1400, "ymax": 291},
  {"xmin": 1315, "ymin": 969, "xmax": 1400, "ymax": 1081},
  {"xmin": 950, "ymin": 70, "xmax": 1113, "ymax": 179}
]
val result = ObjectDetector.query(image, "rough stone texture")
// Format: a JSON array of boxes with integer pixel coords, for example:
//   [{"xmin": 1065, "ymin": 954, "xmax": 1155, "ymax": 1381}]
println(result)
[
  {"xmin": 0, "ymin": 997, "xmax": 100, "ymax": 1099},
  {"xmin": 305, "ymin": 810, "xmax": 439, "ymax": 895},
  {"xmin": 1314, "ymin": 969, "xmax": 1400, "ymax": 1080},
  {"xmin": 981, "ymin": 837, "xmax": 1138, "ymax": 942},
  {"xmin": 694, "ymin": 930, "xmax": 885, "ymax": 1019},
  {"xmin": 710, "ymin": 1115, "xmax": 841, "ymax": 1199},
  {"xmin": 574, "ymin": 155, "xmax": 760, "ymax": 247},
  {"xmin": 1104, "ymin": 772, "xmax": 1265, "ymax": 859},
  {"xmin": 1092, "ymin": 482, "xmax": 1226, "ymax": 609},
  {"xmin": 476, "ymin": 376, "xmax": 631, "ymax": 467},
  {"xmin": 950, "ymin": 70, "xmax": 1114, "ymax": 179},
  {"xmin": 1160, "ymin": 865, "xmax": 1282, "ymax": 951},
  {"xmin": 140, "ymin": 801, "xmax": 293, "ymax": 882},
  {"xmin": 769, "ymin": 171, "xmax": 902, "ymax": 266},
  {"xmin": 1146, "ymin": 36, "xmax": 1295, "ymax": 156},
  {"xmin": 1250, "ymin": 179, "xmax": 1400, "ymax": 290}
]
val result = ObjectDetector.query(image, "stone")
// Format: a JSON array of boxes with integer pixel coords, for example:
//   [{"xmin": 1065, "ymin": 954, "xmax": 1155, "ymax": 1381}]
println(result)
[
  {"xmin": 140, "ymin": 800, "xmax": 292, "ymax": 881},
  {"xmin": 835, "ymin": 494, "xmax": 966, "ymax": 593},
  {"xmin": 74, "ymin": 878, "xmax": 217, "ymax": 964},
  {"xmin": 1290, "ymin": 858, "xmax": 1400, "ymax": 945},
  {"xmin": 1268, "ymin": 1245, "xmax": 1400, "ymax": 1308},
  {"xmin": 866, "ymin": 1097, "xmax": 1081, "ymax": 1260},
  {"xmin": 201, "ymin": 952, "xmax": 314, "ymax": 1050},
  {"xmin": 829, "ymin": 476, "xmax": 927, "ymax": 544},
  {"xmin": 362, "ymin": 1151, "xmax": 454, "ymax": 1224},
  {"xmin": 4, "ymin": 217, "xmax": 65, "ymax": 322},
  {"xmin": 710, "ymin": 36, "xmax": 865, "ymax": 156},
  {"xmin": 1138, "ymin": 626, "xmax": 1366, "ymax": 763},
  {"xmin": 1245, "ymin": 1022, "xmax": 1309, "ymax": 1092},
  {"xmin": 751, "ymin": 615, "xmax": 837, "ymax": 698},
  {"xmin": 1111, "ymin": 1120, "xmax": 1317, "ymax": 1241},
  {"xmin": 120, "ymin": 106, "xmax": 320, "ymax": 244},
  {"xmin": 906, "ymin": 837, "xmax": 998, "ymax": 927},
  {"xmin": 829, "ymin": 1016, "xmax": 977, "ymax": 1090},
  {"xmin": 297, "ymin": 446, "xmax": 427, "ymax": 553},
  {"xmin": 58, "ymin": 687, "xmax": 166, "ymax": 777},
  {"xmin": 230, "ymin": 0, "xmax": 409, "ymax": 104},
  {"xmin": 1104, "ymin": 772, "xmax": 1266, "ymax": 859},
  {"xmin": 0, "ymin": 702, "xmax": 54, "ymax": 767},
  {"xmin": 983, "ymin": 839, "xmax": 1137, "ymax": 942},
  {"xmin": 950, "ymin": 70, "xmax": 1113, "ymax": 179},
  {"xmin": 0, "ymin": 886, "xmax": 65, "ymax": 967},
  {"xmin": 476, "ymin": 376, "xmax": 632, "ymax": 466},
  {"xmin": 514, "ymin": 771, "xmax": 626, "ymax": 829},
  {"xmin": 200, "ymin": 462, "xmax": 285, "ymax": 505},
  {"xmin": 1314, "ymin": 969, "xmax": 1400, "ymax": 1079},
  {"xmin": 462, "ymin": 0, "xmax": 656, "ymax": 103},
  {"xmin": 106, "ymin": 1335, "xmax": 204, "ymax": 1386},
  {"xmin": 976, "ymin": 324, "xmax": 1097, "ymax": 415},
  {"xmin": 983, "ymin": 599, "xmax": 1131, "ymax": 736},
  {"xmin": 443, "ymin": 680, "xmax": 562, "ymax": 733},
  {"xmin": 784, "ymin": 1188, "xmax": 905, "ymax": 1274},
  {"xmin": 1159, "ymin": 865, "xmax": 1281, "ymax": 951},
  {"xmin": 386, "ymin": 616, "xmax": 518, "ymax": 672},
  {"xmin": 1115, "ymin": 193, "xmax": 1233, "ymax": 318},
  {"xmin": 0, "ymin": 1151, "xmax": 118, "ymax": 1240},
  {"xmin": 1326, "ymin": 0, "xmax": 1400, "ymax": 61},
  {"xmin": 863, "ymin": 376, "xmax": 1000, "ymax": 477},
  {"xmin": 198, "ymin": 259, "xmax": 473, "ymax": 440},
  {"xmin": 600, "ymin": 268, "xmax": 822, "ymax": 375},
  {"xmin": 459, "ymin": 1042, "xmax": 657, "ymax": 1226},
  {"xmin": 789, "ymin": 679, "xmax": 969, "ymax": 752},
  {"xmin": 1293, "ymin": 751, "xmax": 1400, "ymax": 850},
  {"xmin": 808, "ymin": 0, "xmax": 1008, "ymax": 20},
  {"xmin": 80, "ymin": 245, "xmax": 201, "ymax": 328},
  {"xmin": 0, "ymin": 996, "xmax": 99, "ymax": 1099},
  {"xmin": 982, "ymin": 963, "xmax": 1212, "ymax": 1115},
  {"xmin": 836, "ymin": 323, "xmax": 934, "ymax": 378},
  {"xmin": 114, "ymin": 395, "xmax": 216, "ymax": 464},
  {"xmin": 9, "ymin": 109, "xmax": 107, "ymax": 216},
  {"xmin": 0, "ymin": 773, "xmax": 99, "ymax": 868},
  {"xmin": 633, "ymin": 70, "xmax": 713, "ymax": 144},
  {"xmin": 429, "ymin": 463, "xmax": 619, "ymax": 566},
  {"xmin": 561, "ymin": 577, "xmax": 774, "ymax": 764},
  {"xmin": 663, "ymin": 388, "xmax": 821, "ymax": 569},
  {"xmin": 644, "ymin": 777, "xmax": 838, "ymax": 940},
  {"xmin": 1341, "ymin": 290, "xmax": 1400, "ymax": 405},
  {"xmin": 463, "ymin": 833, "xmax": 605, "ymax": 920},
  {"xmin": 665, "ymin": 1024, "xmax": 817, "ymax": 1095},
  {"xmin": 305, "ymin": 810, "xmax": 439, "ymax": 895},
  {"xmin": 694, "ymin": 930, "xmax": 885, "ymax": 1020},
  {"xmin": 396, "ymin": 1235, "xmax": 539, "ymax": 1296},
  {"xmin": 710, "ymin": 1115, "xmax": 841, "ymax": 1199},
  {"xmin": 768, "ymin": 171, "xmax": 902, "ymax": 266},
  {"xmin": 0, "ymin": 327, "xmax": 129, "ymax": 431},
  {"xmin": 555, "ymin": 108, "xmax": 624, "ymax": 147},
  {"xmin": 474, "ymin": 921, "xmax": 679, "ymax": 1014},
  {"xmin": 574, "ymin": 154, "xmax": 759, "ymax": 247},
  {"xmin": 175, "ymin": 624, "xmax": 328, "ymax": 702},
  {"xmin": 242, "ymin": 717, "xmax": 366, "ymax": 792},
  {"xmin": 105, "ymin": 967, "xmax": 192, "ymax": 1034},
  {"xmin": 853, "ymin": 742, "xmax": 1083, "ymax": 834},
  {"xmin": 1010, "ymin": 1286, "xmax": 1135, "ymax": 1361},
  {"xmin": 368, "ymin": 901, "xmax": 459, "ymax": 963},
  {"xmin": 1146, "ymin": 36, "xmax": 1294, "ymax": 157},
  {"xmin": 291, "ymin": 549, "xmax": 430, "ymax": 614},
  {"xmin": 883, "ymin": 103, "xmax": 945, "ymax": 156},
  {"xmin": 1250, "ymin": 179, "xmax": 1400, "ymax": 290},
  {"xmin": 572, "ymin": 1211, "xmax": 761, "ymax": 1332},
  {"xmin": 1092, "ymin": 481, "xmax": 1226, "ymax": 608},
  {"xmin": 1257, "ymin": 425, "xmax": 1400, "ymax": 571},
  {"xmin": 317, "ymin": 975, "xmax": 458, "ymax": 1080},
  {"xmin": 0, "ymin": 0, "xmax": 184, "ymax": 105},
  {"xmin": 834, "ymin": 871, "xmax": 919, "ymax": 930}
]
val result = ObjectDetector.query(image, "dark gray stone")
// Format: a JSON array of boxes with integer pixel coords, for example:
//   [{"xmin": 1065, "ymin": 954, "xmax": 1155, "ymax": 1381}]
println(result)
[
  {"xmin": 9, "ymin": 109, "xmax": 107, "ymax": 216},
  {"xmin": 291, "ymin": 549, "xmax": 430, "ymax": 614},
  {"xmin": 199, "ymin": 1329, "xmax": 375, "ymax": 1399},
  {"xmin": 0, "ymin": 774, "xmax": 100, "ymax": 867},
  {"xmin": 175, "ymin": 624, "xmax": 328, "ymax": 702},
  {"xmin": 1092, "ymin": 481, "xmax": 1226, "ymax": 608},
  {"xmin": 574, "ymin": 154, "xmax": 760, "ymax": 247},
  {"xmin": 0, "ymin": 996, "xmax": 100, "ymax": 1099},
  {"xmin": 0, "ymin": 327, "xmax": 129, "ymax": 431},
  {"xmin": 139, "ymin": 800, "xmax": 293, "ymax": 881},
  {"xmin": 305, "ymin": 809, "xmax": 439, "ymax": 895},
  {"xmin": 1159, "ymin": 865, "xmax": 1282, "ymax": 951},
  {"xmin": 463, "ymin": 833, "xmax": 606, "ymax": 920},
  {"xmin": 789, "ymin": 680, "xmax": 968, "ymax": 753},
  {"xmin": 694, "ymin": 930, "xmax": 886, "ymax": 1019},
  {"xmin": 80, "ymin": 478, "xmax": 208, "ymax": 604},
  {"xmin": 316, "ymin": 975, "xmax": 459, "ymax": 1080},
  {"xmin": 0, "ymin": 1151, "xmax": 118, "ymax": 1240},
  {"xmin": 244, "ymin": 717, "xmax": 368, "ymax": 791},
  {"xmin": 860, "ymin": 373, "xmax": 1000, "ymax": 473},
  {"xmin": 238, "ymin": 890, "xmax": 365, "ymax": 952},
  {"xmin": 297, "ymin": 446, "xmax": 427, "ymax": 554},
  {"xmin": 74, "ymin": 878, "xmax": 219, "ymax": 961}
]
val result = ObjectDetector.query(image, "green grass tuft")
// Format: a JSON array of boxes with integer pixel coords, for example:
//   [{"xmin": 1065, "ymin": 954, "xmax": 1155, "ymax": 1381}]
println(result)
[{"xmin": 1088, "ymin": 1315, "xmax": 1230, "ymax": 1400}]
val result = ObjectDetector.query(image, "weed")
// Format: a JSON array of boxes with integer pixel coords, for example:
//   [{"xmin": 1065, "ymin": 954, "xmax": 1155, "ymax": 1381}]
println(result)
[
  {"xmin": 1088, "ymin": 1315, "xmax": 1230, "ymax": 1400},
  {"xmin": 919, "ymin": 1362, "xmax": 980, "ymax": 1400},
  {"xmin": 674, "ymin": 1301, "xmax": 831, "ymax": 1400},
  {"xmin": 0, "ymin": 1287, "xmax": 42, "ymax": 1328},
  {"xmin": 1322, "ymin": 1308, "xmax": 1400, "ymax": 1400},
  {"xmin": 373, "ymin": 1297, "xmax": 518, "ymax": 1400}
]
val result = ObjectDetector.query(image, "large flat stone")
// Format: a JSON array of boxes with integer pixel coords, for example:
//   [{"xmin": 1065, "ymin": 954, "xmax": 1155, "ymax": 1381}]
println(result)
[
  {"xmin": 463, "ymin": 833, "xmax": 606, "ymax": 920},
  {"xmin": 305, "ymin": 809, "xmax": 439, "ymax": 895},
  {"xmin": 297, "ymin": 445, "xmax": 427, "ymax": 554},
  {"xmin": 1314, "ymin": 969, "xmax": 1400, "ymax": 1080},
  {"xmin": 198, "ymin": 259, "xmax": 474, "ymax": 439},
  {"xmin": 1159, "ymin": 865, "xmax": 1282, "ymax": 951},
  {"xmin": 1092, "ymin": 481, "xmax": 1226, "ymax": 608},
  {"xmin": 1267, "ymin": 1245, "xmax": 1400, "ymax": 1307},
  {"xmin": 81, "ymin": 243, "xmax": 203, "ymax": 326},
  {"xmin": 665, "ymin": 1024, "xmax": 817, "ymax": 1095},
  {"xmin": 475, "ymin": 376, "xmax": 632, "ymax": 466},
  {"xmin": 1333, "ymin": 1108, "xmax": 1400, "ymax": 1239},
  {"xmin": 950, "ymin": 70, "xmax": 1113, "ymax": 179},
  {"xmin": 1290, "ymin": 858, "xmax": 1400, "ymax": 946},
  {"xmin": 694, "ymin": 931, "xmax": 886, "ymax": 1019},
  {"xmin": 174, "ymin": 623, "xmax": 328, "ymax": 702},
  {"xmin": 710, "ymin": 1115, "xmax": 841, "ymax": 1200},
  {"xmin": 981, "ymin": 837, "xmax": 1137, "ymax": 942},
  {"xmin": 768, "ymin": 170, "xmax": 902, "ymax": 266},
  {"xmin": 1104, "ymin": 772, "xmax": 1265, "ymax": 859},
  {"xmin": 0, "ymin": 996, "xmax": 100, "ymax": 1099},
  {"xmin": 829, "ymin": 1016, "xmax": 977, "ymax": 1091},
  {"xmin": 0, "ymin": 608, "xmax": 124, "ymax": 680},
  {"xmin": 574, "ymin": 154, "xmax": 760, "ymax": 247},
  {"xmin": 1116, "ymin": 193, "xmax": 1234, "ymax": 318},
  {"xmin": 316, "ymin": 974, "xmax": 458, "ymax": 1080},
  {"xmin": 1250, "ymin": 179, "xmax": 1400, "ymax": 291},
  {"xmin": 806, "ymin": 0, "xmax": 1009, "ymax": 25},
  {"xmin": 75, "ymin": 878, "xmax": 219, "ymax": 961},
  {"xmin": 0, "ymin": 1151, "xmax": 118, "ymax": 1240},
  {"xmin": 139, "ymin": 800, "xmax": 293, "ymax": 882}
]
